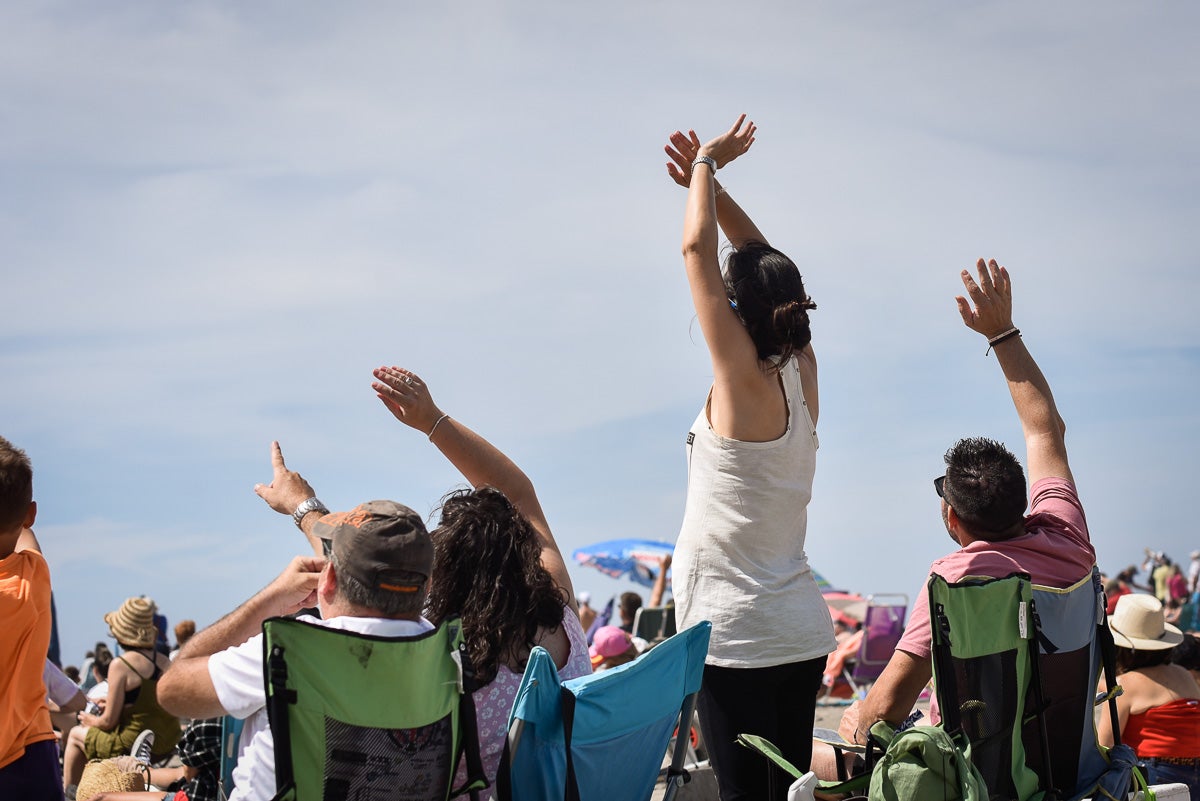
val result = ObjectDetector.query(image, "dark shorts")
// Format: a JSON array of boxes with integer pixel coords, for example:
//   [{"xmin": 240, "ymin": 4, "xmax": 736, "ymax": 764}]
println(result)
[{"xmin": 0, "ymin": 739, "xmax": 65, "ymax": 801}]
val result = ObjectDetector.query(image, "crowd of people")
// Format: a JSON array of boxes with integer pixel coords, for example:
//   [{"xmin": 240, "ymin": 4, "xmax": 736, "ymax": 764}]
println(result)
[{"xmin": 3, "ymin": 114, "xmax": 1199, "ymax": 801}]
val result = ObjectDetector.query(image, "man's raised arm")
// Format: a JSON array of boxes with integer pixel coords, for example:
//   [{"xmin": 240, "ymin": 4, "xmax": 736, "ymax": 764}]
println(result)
[{"xmin": 956, "ymin": 258, "xmax": 1072, "ymax": 486}]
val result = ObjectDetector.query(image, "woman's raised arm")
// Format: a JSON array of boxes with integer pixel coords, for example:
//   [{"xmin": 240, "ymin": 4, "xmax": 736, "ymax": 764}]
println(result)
[{"xmin": 372, "ymin": 366, "xmax": 576, "ymax": 611}]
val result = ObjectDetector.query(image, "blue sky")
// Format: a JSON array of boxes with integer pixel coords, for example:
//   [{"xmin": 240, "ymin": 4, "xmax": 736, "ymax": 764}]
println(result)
[{"xmin": 2, "ymin": 2, "xmax": 1197, "ymax": 664}]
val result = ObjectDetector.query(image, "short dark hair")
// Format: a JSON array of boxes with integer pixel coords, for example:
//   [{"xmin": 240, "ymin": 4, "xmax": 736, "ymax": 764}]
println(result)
[
  {"xmin": 1171, "ymin": 633, "xmax": 1200, "ymax": 671},
  {"xmin": 332, "ymin": 552, "xmax": 426, "ymax": 617},
  {"xmin": 620, "ymin": 592, "xmax": 644, "ymax": 621},
  {"xmin": 723, "ymin": 241, "xmax": 816, "ymax": 367},
  {"xmin": 0, "ymin": 436, "xmax": 33, "ymax": 531},
  {"xmin": 942, "ymin": 437, "xmax": 1027, "ymax": 538}
]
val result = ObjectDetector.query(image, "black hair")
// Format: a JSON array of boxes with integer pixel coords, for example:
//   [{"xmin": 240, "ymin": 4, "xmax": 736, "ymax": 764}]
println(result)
[
  {"xmin": 1171, "ymin": 633, "xmax": 1200, "ymax": 671},
  {"xmin": 426, "ymin": 486, "xmax": 565, "ymax": 685},
  {"xmin": 942, "ymin": 437, "xmax": 1028, "ymax": 538},
  {"xmin": 723, "ymin": 241, "xmax": 816, "ymax": 367},
  {"xmin": 1115, "ymin": 645, "xmax": 1172, "ymax": 674},
  {"xmin": 0, "ymin": 435, "xmax": 33, "ymax": 531}
]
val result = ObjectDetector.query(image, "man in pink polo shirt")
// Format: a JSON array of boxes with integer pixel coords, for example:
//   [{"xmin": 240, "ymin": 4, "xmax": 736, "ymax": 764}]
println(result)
[{"xmin": 840, "ymin": 259, "xmax": 1095, "ymax": 743}]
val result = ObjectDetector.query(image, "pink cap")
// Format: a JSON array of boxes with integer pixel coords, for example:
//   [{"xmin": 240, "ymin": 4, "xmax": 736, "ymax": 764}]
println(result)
[{"xmin": 589, "ymin": 626, "xmax": 632, "ymax": 666}]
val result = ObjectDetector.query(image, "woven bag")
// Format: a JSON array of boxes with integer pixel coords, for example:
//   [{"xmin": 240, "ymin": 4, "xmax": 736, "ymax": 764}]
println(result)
[{"xmin": 77, "ymin": 756, "xmax": 147, "ymax": 800}]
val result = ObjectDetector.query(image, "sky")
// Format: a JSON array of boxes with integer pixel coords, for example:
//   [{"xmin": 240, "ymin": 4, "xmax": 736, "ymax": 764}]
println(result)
[{"xmin": 2, "ymin": 2, "xmax": 1197, "ymax": 665}]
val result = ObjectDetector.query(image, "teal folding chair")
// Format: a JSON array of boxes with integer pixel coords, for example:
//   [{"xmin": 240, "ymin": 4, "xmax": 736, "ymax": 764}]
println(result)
[{"xmin": 497, "ymin": 621, "xmax": 711, "ymax": 801}]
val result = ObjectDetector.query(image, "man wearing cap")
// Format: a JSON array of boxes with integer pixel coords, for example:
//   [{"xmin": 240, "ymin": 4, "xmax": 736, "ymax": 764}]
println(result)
[
  {"xmin": 839, "ymin": 261, "xmax": 1097, "ymax": 744},
  {"xmin": 0, "ymin": 436, "xmax": 62, "ymax": 800},
  {"xmin": 159, "ymin": 495, "xmax": 435, "ymax": 801}
]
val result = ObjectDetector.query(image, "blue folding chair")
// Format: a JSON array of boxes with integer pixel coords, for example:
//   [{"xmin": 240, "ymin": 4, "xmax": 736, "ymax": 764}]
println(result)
[{"xmin": 497, "ymin": 621, "xmax": 711, "ymax": 801}]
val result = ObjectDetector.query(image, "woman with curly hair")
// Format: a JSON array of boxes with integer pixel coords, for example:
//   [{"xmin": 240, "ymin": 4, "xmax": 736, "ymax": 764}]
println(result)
[
  {"xmin": 662, "ymin": 115, "xmax": 836, "ymax": 800},
  {"xmin": 371, "ymin": 366, "xmax": 592, "ymax": 788}
]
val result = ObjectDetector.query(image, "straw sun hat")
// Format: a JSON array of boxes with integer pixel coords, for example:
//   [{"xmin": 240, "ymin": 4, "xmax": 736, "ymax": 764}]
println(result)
[
  {"xmin": 104, "ymin": 597, "xmax": 158, "ymax": 649},
  {"xmin": 1108, "ymin": 594, "xmax": 1183, "ymax": 651}
]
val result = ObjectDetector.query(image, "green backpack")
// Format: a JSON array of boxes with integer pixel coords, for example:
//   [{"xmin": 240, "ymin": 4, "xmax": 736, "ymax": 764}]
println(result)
[
  {"xmin": 868, "ymin": 720, "xmax": 989, "ymax": 801},
  {"xmin": 738, "ymin": 719, "xmax": 987, "ymax": 800}
]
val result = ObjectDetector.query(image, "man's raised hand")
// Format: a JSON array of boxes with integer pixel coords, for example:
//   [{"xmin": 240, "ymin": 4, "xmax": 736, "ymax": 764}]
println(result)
[
  {"xmin": 253, "ymin": 441, "xmax": 317, "ymax": 516},
  {"xmin": 956, "ymin": 258, "xmax": 1015, "ymax": 339}
]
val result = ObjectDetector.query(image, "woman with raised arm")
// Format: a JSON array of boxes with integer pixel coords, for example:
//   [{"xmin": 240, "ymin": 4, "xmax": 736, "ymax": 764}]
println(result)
[
  {"xmin": 664, "ymin": 115, "xmax": 836, "ymax": 801},
  {"xmin": 371, "ymin": 366, "xmax": 593, "ymax": 790}
]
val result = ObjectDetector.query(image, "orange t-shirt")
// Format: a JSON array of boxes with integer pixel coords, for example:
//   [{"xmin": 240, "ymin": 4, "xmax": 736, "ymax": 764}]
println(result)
[{"xmin": 0, "ymin": 548, "xmax": 54, "ymax": 770}]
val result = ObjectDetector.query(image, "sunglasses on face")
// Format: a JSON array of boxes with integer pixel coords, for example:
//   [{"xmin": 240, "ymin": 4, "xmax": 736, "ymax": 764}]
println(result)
[{"xmin": 934, "ymin": 475, "xmax": 946, "ymax": 498}]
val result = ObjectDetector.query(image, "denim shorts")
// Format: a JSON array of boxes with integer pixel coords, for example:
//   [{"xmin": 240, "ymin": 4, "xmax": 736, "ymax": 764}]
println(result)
[{"xmin": 1141, "ymin": 756, "xmax": 1200, "ymax": 800}]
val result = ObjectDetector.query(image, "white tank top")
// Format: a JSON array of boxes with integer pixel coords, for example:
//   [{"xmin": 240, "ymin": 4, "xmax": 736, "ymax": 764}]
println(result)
[{"xmin": 673, "ymin": 358, "xmax": 836, "ymax": 667}]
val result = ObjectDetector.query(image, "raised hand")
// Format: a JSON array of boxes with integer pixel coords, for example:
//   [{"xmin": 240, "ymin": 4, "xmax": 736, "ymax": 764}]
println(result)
[
  {"xmin": 664, "ymin": 129, "xmax": 702, "ymax": 188},
  {"xmin": 697, "ymin": 114, "xmax": 756, "ymax": 169},
  {"xmin": 955, "ymin": 258, "xmax": 1015, "ymax": 338},
  {"xmin": 253, "ymin": 441, "xmax": 317, "ymax": 516},
  {"xmin": 372, "ymin": 366, "xmax": 444, "ymax": 436}
]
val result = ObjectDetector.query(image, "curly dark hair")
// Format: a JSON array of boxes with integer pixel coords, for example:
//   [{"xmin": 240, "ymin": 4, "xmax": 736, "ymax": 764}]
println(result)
[
  {"xmin": 426, "ymin": 486, "xmax": 566, "ymax": 685},
  {"xmin": 723, "ymin": 240, "xmax": 816, "ymax": 368},
  {"xmin": 942, "ymin": 437, "xmax": 1028, "ymax": 538}
]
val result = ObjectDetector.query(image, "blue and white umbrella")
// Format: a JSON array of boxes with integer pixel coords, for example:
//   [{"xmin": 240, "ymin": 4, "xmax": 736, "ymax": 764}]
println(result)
[{"xmin": 572, "ymin": 538, "xmax": 675, "ymax": 588}]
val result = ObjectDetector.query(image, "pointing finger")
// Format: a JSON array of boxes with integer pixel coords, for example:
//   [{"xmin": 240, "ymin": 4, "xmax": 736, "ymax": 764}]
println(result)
[{"xmin": 270, "ymin": 441, "xmax": 286, "ymax": 474}]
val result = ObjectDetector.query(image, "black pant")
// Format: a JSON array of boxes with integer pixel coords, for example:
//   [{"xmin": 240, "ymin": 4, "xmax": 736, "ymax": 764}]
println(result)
[{"xmin": 696, "ymin": 657, "xmax": 826, "ymax": 801}]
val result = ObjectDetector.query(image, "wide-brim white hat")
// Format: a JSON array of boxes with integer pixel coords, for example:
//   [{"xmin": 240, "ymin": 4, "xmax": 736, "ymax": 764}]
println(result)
[{"xmin": 1108, "ymin": 593, "xmax": 1183, "ymax": 651}]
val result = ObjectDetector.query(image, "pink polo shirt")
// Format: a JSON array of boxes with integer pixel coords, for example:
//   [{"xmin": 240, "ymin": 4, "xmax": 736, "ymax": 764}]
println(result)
[{"xmin": 898, "ymin": 477, "xmax": 1095, "ymax": 661}]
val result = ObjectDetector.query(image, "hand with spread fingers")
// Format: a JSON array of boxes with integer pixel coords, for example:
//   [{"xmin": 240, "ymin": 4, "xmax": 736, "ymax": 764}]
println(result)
[
  {"xmin": 664, "ymin": 129, "xmax": 703, "ymax": 188},
  {"xmin": 253, "ymin": 441, "xmax": 318, "ymax": 516},
  {"xmin": 956, "ymin": 258, "xmax": 1015, "ymax": 339},
  {"xmin": 372, "ymin": 366, "xmax": 444, "ymax": 436},
  {"xmin": 696, "ymin": 113, "xmax": 756, "ymax": 169}
]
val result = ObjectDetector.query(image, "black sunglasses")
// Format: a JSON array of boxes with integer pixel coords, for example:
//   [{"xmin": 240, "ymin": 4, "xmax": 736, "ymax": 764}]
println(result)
[{"xmin": 934, "ymin": 475, "xmax": 946, "ymax": 499}]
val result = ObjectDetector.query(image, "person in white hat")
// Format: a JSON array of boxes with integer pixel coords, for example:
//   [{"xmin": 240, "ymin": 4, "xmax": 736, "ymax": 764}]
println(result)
[{"xmin": 1097, "ymin": 594, "xmax": 1200, "ymax": 797}]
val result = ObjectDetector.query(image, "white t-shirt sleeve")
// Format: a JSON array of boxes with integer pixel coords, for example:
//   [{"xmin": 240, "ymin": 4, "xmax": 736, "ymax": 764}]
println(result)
[
  {"xmin": 43, "ymin": 659, "xmax": 82, "ymax": 705},
  {"xmin": 208, "ymin": 633, "xmax": 267, "ymax": 720}
]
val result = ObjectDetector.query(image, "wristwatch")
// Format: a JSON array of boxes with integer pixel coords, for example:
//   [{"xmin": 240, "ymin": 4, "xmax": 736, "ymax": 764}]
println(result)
[{"xmin": 292, "ymin": 497, "xmax": 329, "ymax": 529}]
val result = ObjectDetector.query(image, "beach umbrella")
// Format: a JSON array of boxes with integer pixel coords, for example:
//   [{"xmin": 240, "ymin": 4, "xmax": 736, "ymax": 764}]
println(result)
[
  {"xmin": 812, "ymin": 569, "xmax": 840, "ymax": 593},
  {"xmin": 824, "ymin": 591, "xmax": 867, "ymax": 621},
  {"xmin": 572, "ymin": 538, "xmax": 674, "ymax": 588}
]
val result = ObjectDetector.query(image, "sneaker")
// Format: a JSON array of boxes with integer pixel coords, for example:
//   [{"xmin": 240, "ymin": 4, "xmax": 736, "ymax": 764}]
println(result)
[{"xmin": 131, "ymin": 728, "xmax": 155, "ymax": 765}]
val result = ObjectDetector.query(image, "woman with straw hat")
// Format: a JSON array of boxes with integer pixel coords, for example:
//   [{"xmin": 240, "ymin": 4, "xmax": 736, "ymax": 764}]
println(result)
[
  {"xmin": 62, "ymin": 597, "xmax": 180, "ymax": 799},
  {"xmin": 1097, "ymin": 593, "xmax": 1200, "ymax": 796}
]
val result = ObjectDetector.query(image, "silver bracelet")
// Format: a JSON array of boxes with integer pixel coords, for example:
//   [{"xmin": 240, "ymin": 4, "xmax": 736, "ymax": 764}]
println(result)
[
  {"xmin": 691, "ymin": 155, "xmax": 717, "ymax": 174},
  {"xmin": 428, "ymin": 413, "xmax": 450, "ymax": 442}
]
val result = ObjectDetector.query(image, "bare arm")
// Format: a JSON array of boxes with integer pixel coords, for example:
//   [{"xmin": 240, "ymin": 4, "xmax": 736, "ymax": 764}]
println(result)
[
  {"xmin": 649, "ymin": 553, "xmax": 671, "ymax": 608},
  {"xmin": 372, "ymin": 366, "xmax": 577, "ymax": 612},
  {"xmin": 1095, "ymin": 676, "xmax": 1130, "ymax": 747},
  {"xmin": 160, "ymin": 556, "xmax": 323, "ymax": 718},
  {"xmin": 666, "ymin": 129, "xmax": 768, "ymax": 247},
  {"xmin": 838, "ymin": 650, "xmax": 932, "ymax": 745},
  {"xmin": 83, "ymin": 661, "xmax": 130, "ymax": 731},
  {"xmin": 677, "ymin": 116, "xmax": 766, "ymax": 389},
  {"xmin": 957, "ymin": 259, "xmax": 1072, "ymax": 485}
]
